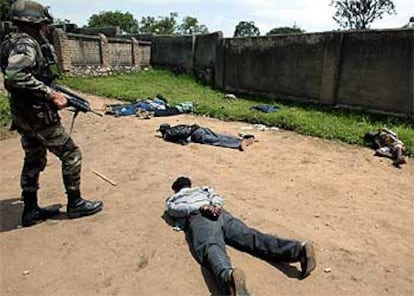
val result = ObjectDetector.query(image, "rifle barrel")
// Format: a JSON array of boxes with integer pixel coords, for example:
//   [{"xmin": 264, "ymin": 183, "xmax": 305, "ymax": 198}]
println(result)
[{"xmin": 90, "ymin": 110, "xmax": 104, "ymax": 117}]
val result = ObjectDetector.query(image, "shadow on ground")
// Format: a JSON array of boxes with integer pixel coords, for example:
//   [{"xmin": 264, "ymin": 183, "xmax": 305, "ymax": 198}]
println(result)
[{"xmin": 0, "ymin": 197, "xmax": 64, "ymax": 232}]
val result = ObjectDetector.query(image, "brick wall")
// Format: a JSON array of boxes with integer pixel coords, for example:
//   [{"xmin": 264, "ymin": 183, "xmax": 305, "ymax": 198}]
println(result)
[{"xmin": 53, "ymin": 29, "xmax": 151, "ymax": 76}]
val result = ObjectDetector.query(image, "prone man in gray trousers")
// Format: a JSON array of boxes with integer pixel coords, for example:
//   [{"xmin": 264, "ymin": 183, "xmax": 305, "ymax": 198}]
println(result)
[{"xmin": 165, "ymin": 176, "xmax": 316, "ymax": 296}]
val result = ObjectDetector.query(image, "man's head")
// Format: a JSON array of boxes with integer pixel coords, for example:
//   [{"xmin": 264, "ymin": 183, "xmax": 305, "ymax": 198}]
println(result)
[
  {"xmin": 11, "ymin": 0, "xmax": 54, "ymax": 26},
  {"xmin": 157, "ymin": 123, "xmax": 171, "ymax": 135},
  {"xmin": 171, "ymin": 177, "xmax": 192, "ymax": 193}
]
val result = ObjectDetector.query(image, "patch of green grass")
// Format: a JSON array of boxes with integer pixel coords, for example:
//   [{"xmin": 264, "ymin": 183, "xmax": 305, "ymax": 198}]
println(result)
[
  {"xmin": 0, "ymin": 93, "xmax": 11, "ymax": 127},
  {"xmin": 0, "ymin": 93, "xmax": 14, "ymax": 140},
  {"xmin": 50, "ymin": 70, "xmax": 414, "ymax": 156}
]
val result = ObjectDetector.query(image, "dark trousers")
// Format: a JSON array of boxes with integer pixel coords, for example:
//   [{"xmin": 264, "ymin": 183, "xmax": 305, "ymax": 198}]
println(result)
[
  {"xmin": 186, "ymin": 210, "xmax": 302, "ymax": 291},
  {"xmin": 154, "ymin": 107, "xmax": 181, "ymax": 117},
  {"xmin": 191, "ymin": 128, "xmax": 242, "ymax": 149},
  {"xmin": 19, "ymin": 123, "xmax": 82, "ymax": 193}
]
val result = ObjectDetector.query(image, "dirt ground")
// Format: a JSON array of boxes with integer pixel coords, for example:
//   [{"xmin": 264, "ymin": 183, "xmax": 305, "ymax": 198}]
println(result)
[{"xmin": 0, "ymin": 93, "xmax": 413, "ymax": 296}]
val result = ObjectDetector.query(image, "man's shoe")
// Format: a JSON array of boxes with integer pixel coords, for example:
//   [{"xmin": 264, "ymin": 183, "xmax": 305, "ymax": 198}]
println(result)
[
  {"xmin": 67, "ymin": 198, "xmax": 103, "ymax": 219},
  {"xmin": 229, "ymin": 268, "xmax": 250, "ymax": 296},
  {"xmin": 300, "ymin": 241, "xmax": 317, "ymax": 278},
  {"xmin": 393, "ymin": 157, "xmax": 406, "ymax": 166},
  {"xmin": 22, "ymin": 206, "xmax": 60, "ymax": 227}
]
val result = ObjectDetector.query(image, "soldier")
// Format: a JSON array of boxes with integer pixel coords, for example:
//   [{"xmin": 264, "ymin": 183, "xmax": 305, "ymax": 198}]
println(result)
[{"xmin": 0, "ymin": 0, "xmax": 103, "ymax": 227}]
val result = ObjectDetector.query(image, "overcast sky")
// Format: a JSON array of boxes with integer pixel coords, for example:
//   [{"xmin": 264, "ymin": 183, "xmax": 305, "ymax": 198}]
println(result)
[{"xmin": 36, "ymin": 0, "xmax": 413, "ymax": 36}]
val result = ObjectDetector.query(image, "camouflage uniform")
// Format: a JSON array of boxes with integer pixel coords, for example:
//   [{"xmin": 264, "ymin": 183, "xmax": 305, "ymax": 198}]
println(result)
[
  {"xmin": 1, "ymin": 0, "xmax": 102, "ymax": 226},
  {"xmin": 1, "ymin": 31, "xmax": 82, "ymax": 194}
]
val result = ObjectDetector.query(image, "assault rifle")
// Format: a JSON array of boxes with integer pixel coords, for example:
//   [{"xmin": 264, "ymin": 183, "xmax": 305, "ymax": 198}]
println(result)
[{"xmin": 52, "ymin": 84, "xmax": 103, "ymax": 134}]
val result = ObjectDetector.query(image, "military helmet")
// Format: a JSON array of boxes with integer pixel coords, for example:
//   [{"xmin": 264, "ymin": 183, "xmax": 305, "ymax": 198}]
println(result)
[{"xmin": 11, "ymin": 0, "xmax": 54, "ymax": 25}]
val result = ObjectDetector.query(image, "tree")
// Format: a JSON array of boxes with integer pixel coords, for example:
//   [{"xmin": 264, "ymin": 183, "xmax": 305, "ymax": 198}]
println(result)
[
  {"xmin": 139, "ymin": 12, "xmax": 178, "ymax": 34},
  {"xmin": 88, "ymin": 11, "xmax": 139, "ymax": 33},
  {"xmin": 139, "ymin": 16, "xmax": 157, "ymax": 33},
  {"xmin": 177, "ymin": 16, "xmax": 209, "ymax": 35},
  {"xmin": 330, "ymin": 0, "xmax": 396, "ymax": 29},
  {"xmin": 54, "ymin": 18, "xmax": 72, "ymax": 25},
  {"xmin": 154, "ymin": 12, "xmax": 178, "ymax": 34},
  {"xmin": 266, "ymin": 25, "xmax": 305, "ymax": 35},
  {"xmin": 233, "ymin": 21, "xmax": 260, "ymax": 37}
]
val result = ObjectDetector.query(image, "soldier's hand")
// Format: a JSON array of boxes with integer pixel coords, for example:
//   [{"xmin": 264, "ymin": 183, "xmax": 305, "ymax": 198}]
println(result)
[{"xmin": 50, "ymin": 91, "xmax": 68, "ymax": 110}]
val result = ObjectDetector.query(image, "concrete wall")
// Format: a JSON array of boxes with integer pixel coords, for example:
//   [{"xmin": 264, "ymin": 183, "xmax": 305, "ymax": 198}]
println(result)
[
  {"xmin": 193, "ymin": 32, "xmax": 223, "ymax": 85},
  {"xmin": 150, "ymin": 35, "xmax": 195, "ymax": 72},
  {"xmin": 50, "ymin": 28, "xmax": 413, "ymax": 117},
  {"xmin": 217, "ymin": 30, "xmax": 413, "ymax": 117},
  {"xmin": 219, "ymin": 34, "xmax": 326, "ymax": 101},
  {"xmin": 336, "ymin": 30, "xmax": 413, "ymax": 115}
]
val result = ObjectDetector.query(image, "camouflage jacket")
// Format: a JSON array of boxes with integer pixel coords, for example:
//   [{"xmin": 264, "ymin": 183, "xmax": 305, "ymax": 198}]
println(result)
[
  {"xmin": 0, "ymin": 32, "xmax": 54, "ymax": 111},
  {"xmin": 0, "ymin": 31, "xmax": 60, "ymax": 129}
]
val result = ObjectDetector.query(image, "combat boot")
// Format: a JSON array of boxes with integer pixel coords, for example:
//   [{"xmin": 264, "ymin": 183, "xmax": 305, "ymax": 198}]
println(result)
[
  {"xmin": 21, "ymin": 191, "xmax": 60, "ymax": 227},
  {"xmin": 66, "ymin": 190, "xmax": 103, "ymax": 219}
]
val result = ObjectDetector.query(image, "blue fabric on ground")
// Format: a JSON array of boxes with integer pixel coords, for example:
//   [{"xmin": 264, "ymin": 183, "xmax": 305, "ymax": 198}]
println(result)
[
  {"xmin": 250, "ymin": 104, "xmax": 280, "ymax": 113},
  {"xmin": 106, "ymin": 99, "xmax": 168, "ymax": 116},
  {"xmin": 110, "ymin": 102, "xmax": 141, "ymax": 116}
]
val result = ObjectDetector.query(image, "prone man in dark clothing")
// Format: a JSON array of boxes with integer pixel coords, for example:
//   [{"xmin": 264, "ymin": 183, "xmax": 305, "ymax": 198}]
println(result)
[
  {"xmin": 157, "ymin": 123, "xmax": 255, "ymax": 151},
  {"xmin": 165, "ymin": 177, "xmax": 317, "ymax": 296},
  {"xmin": 0, "ymin": 0, "xmax": 103, "ymax": 226}
]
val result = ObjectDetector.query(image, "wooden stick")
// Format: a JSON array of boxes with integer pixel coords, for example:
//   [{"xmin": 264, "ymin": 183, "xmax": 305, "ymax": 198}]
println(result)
[{"xmin": 92, "ymin": 170, "xmax": 117, "ymax": 186}]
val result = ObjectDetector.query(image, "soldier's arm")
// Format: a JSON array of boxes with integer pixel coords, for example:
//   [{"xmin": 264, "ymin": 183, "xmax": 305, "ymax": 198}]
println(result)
[{"xmin": 4, "ymin": 41, "xmax": 54, "ymax": 101}]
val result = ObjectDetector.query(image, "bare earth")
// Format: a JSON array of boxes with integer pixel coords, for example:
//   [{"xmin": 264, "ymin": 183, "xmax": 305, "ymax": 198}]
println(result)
[{"xmin": 0, "ymin": 94, "xmax": 413, "ymax": 296}]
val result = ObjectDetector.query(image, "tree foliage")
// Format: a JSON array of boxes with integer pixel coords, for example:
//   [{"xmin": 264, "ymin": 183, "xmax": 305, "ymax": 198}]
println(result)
[
  {"xmin": 330, "ymin": 0, "xmax": 396, "ymax": 29},
  {"xmin": 139, "ymin": 12, "xmax": 178, "ymax": 34},
  {"xmin": 233, "ymin": 21, "xmax": 260, "ymax": 37},
  {"xmin": 139, "ymin": 13, "xmax": 208, "ymax": 35},
  {"xmin": 88, "ymin": 11, "xmax": 139, "ymax": 33},
  {"xmin": 84, "ymin": 10, "xmax": 208, "ymax": 35},
  {"xmin": 54, "ymin": 18, "xmax": 72, "ymax": 25},
  {"xmin": 177, "ymin": 16, "xmax": 208, "ymax": 35},
  {"xmin": 266, "ymin": 25, "xmax": 305, "ymax": 35}
]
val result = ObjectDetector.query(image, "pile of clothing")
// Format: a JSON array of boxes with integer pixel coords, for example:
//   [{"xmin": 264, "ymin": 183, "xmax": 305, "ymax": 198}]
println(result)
[{"xmin": 104, "ymin": 94, "xmax": 193, "ymax": 118}]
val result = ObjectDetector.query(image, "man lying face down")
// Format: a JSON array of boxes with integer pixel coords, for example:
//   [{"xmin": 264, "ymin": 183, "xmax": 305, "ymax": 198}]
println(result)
[
  {"xmin": 157, "ymin": 123, "xmax": 255, "ymax": 151},
  {"xmin": 165, "ymin": 176, "xmax": 316, "ymax": 295}
]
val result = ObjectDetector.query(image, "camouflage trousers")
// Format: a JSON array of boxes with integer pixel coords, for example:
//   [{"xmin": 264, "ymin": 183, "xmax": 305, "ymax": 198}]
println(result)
[{"xmin": 18, "ymin": 123, "xmax": 82, "ymax": 193}]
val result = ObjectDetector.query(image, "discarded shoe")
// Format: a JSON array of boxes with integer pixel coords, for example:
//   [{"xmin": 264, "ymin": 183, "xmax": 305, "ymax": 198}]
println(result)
[
  {"xmin": 67, "ymin": 198, "xmax": 103, "ymax": 219},
  {"xmin": 229, "ymin": 268, "xmax": 250, "ymax": 296},
  {"xmin": 300, "ymin": 241, "xmax": 317, "ymax": 278},
  {"xmin": 22, "ymin": 206, "xmax": 60, "ymax": 227}
]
